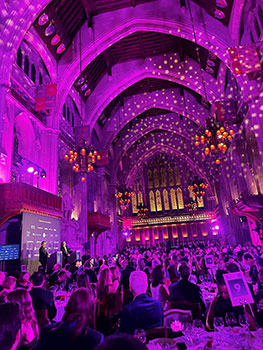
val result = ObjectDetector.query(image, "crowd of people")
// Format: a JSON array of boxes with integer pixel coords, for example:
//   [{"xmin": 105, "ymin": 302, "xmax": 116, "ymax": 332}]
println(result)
[{"xmin": 1, "ymin": 239, "xmax": 263, "ymax": 350}]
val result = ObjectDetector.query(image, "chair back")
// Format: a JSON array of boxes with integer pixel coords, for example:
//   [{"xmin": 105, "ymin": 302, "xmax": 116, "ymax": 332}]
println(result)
[
  {"xmin": 145, "ymin": 327, "xmax": 167, "ymax": 342},
  {"xmin": 170, "ymin": 300, "xmax": 201, "ymax": 319},
  {"xmin": 35, "ymin": 309, "xmax": 50, "ymax": 330},
  {"xmin": 164, "ymin": 308, "xmax": 192, "ymax": 327}
]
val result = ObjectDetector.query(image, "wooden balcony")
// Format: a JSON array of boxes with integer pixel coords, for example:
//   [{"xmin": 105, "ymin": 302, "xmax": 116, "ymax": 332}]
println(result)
[
  {"xmin": 88, "ymin": 211, "xmax": 111, "ymax": 234},
  {"xmin": 0, "ymin": 183, "xmax": 62, "ymax": 226}
]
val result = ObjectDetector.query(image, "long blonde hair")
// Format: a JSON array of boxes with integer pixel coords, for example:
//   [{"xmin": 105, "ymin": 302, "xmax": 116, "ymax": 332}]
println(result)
[{"xmin": 97, "ymin": 268, "xmax": 112, "ymax": 300}]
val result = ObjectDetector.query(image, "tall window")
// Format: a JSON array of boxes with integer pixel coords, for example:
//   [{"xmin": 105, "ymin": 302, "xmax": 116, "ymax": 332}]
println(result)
[
  {"xmin": 168, "ymin": 168, "xmax": 174, "ymax": 186},
  {"xmin": 177, "ymin": 188, "xmax": 184, "ymax": 209},
  {"xmin": 163, "ymin": 189, "xmax": 170, "ymax": 211},
  {"xmin": 16, "ymin": 47, "xmax": 22, "ymax": 68},
  {"xmin": 24, "ymin": 56, "xmax": 29, "ymax": 76},
  {"xmin": 149, "ymin": 190, "xmax": 156, "ymax": 212},
  {"xmin": 156, "ymin": 190, "xmax": 162, "ymax": 211},
  {"xmin": 138, "ymin": 191, "xmax": 143, "ymax": 205},
  {"xmin": 170, "ymin": 188, "xmax": 177, "ymax": 210},
  {"xmin": 132, "ymin": 193, "xmax": 137, "ymax": 213},
  {"xmin": 161, "ymin": 168, "xmax": 167, "ymax": 187},
  {"xmin": 154, "ymin": 169, "xmax": 159, "ymax": 188},
  {"xmin": 39, "ymin": 72, "xmax": 43, "ymax": 85},
  {"xmin": 174, "ymin": 167, "xmax": 181, "ymax": 186},
  {"xmin": 31, "ymin": 64, "xmax": 36, "ymax": 83},
  {"xmin": 147, "ymin": 170, "xmax": 153, "ymax": 189}
]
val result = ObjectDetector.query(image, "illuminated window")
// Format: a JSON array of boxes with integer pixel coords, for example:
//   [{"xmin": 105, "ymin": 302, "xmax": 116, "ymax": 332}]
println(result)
[
  {"xmin": 177, "ymin": 188, "xmax": 184, "ymax": 209},
  {"xmin": 197, "ymin": 196, "xmax": 204, "ymax": 208},
  {"xmin": 132, "ymin": 192, "xmax": 137, "ymax": 214},
  {"xmin": 147, "ymin": 170, "xmax": 153, "ymax": 189},
  {"xmin": 138, "ymin": 191, "xmax": 143, "ymax": 205},
  {"xmin": 255, "ymin": 17, "xmax": 261, "ymax": 38},
  {"xmin": 156, "ymin": 190, "xmax": 162, "ymax": 211},
  {"xmin": 154, "ymin": 169, "xmax": 160, "ymax": 188},
  {"xmin": 24, "ymin": 56, "xmax": 29, "ymax": 76},
  {"xmin": 16, "ymin": 47, "xmax": 22, "ymax": 68},
  {"xmin": 31, "ymin": 64, "xmax": 36, "ymax": 83},
  {"xmin": 170, "ymin": 188, "xmax": 177, "ymax": 210},
  {"xmin": 163, "ymin": 189, "xmax": 170, "ymax": 210},
  {"xmin": 149, "ymin": 190, "xmax": 156, "ymax": 212}
]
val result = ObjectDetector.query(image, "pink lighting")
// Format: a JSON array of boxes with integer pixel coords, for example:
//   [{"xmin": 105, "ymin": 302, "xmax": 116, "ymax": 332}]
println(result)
[
  {"xmin": 45, "ymin": 24, "xmax": 55, "ymax": 37},
  {"xmin": 38, "ymin": 13, "xmax": 49, "ymax": 26},
  {"xmin": 51, "ymin": 34, "xmax": 61, "ymax": 46},
  {"xmin": 57, "ymin": 43, "xmax": 66, "ymax": 54},
  {"xmin": 214, "ymin": 225, "xmax": 220, "ymax": 230}
]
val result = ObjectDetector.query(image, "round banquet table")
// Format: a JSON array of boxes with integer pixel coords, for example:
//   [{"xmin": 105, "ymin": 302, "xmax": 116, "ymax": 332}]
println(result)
[{"xmin": 147, "ymin": 327, "xmax": 263, "ymax": 349}]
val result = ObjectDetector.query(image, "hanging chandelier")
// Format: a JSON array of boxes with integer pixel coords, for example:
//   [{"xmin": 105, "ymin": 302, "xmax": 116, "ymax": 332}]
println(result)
[
  {"xmin": 194, "ymin": 116, "xmax": 234, "ymax": 165},
  {"xmin": 115, "ymin": 186, "xmax": 134, "ymax": 210},
  {"xmin": 64, "ymin": 141, "xmax": 101, "ymax": 182},
  {"xmin": 136, "ymin": 203, "xmax": 148, "ymax": 218},
  {"xmin": 188, "ymin": 176, "xmax": 209, "ymax": 197},
  {"xmin": 185, "ymin": 199, "xmax": 198, "ymax": 214}
]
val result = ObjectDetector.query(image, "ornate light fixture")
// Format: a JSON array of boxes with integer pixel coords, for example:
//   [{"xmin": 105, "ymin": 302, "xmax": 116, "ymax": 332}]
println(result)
[
  {"xmin": 185, "ymin": 199, "xmax": 198, "ymax": 214},
  {"xmin": 194, "ymin": 116, "xmax": 234, "ymax": 165},
  {"xmin": 188, "ymin": 176, "xmax": 209, "ymax": 197},
  {"xmin": 64, "ymin": 142, "xmax": 101, "ymax": 182},
  {"xmin": 115, "ymin": 186, "xmax": 134, "ymax": 210},
  {"xmin": 136, "ymin": 203, "xmax": 148, "ymax": 218}
]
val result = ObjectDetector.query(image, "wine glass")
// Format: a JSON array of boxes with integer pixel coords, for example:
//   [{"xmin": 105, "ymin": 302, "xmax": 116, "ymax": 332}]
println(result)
[
  {"xmin": 239, "ymin": 314, "xmax": 249, "ymax": 330},
  {"xmin": 192, "ymin": 319, "xmax": 204, "ymax": 344},
  {"xmin": 225, "ymin": 312, "xmax": 237, "ymax": 328},
  {"xmin": 182, "ymin": 321, "xmax": 193, "ymax": 347},
  {"xmin": 134, "ymin": 328, "xmax": 146, "ymax": 344},
  {"xmin": 213, "ymin": 316, "xmax": 224, "ymax": 343}
]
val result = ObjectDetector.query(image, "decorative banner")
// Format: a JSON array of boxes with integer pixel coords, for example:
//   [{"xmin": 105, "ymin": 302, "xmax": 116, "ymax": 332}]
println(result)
[
  {"xmin": 229, "ymin": 44, "xmax": 261, "ymax": 76},
  {"xmin": 35, "ymin": 83, "xmax": 57, "ymax": 111},
  {"xmin": 215, "ymin": 100, "xmax": 237, "ymax": 123},
  {"xmin": 223, "ymin": 272, "xmax": 254, "ymax": 307}
]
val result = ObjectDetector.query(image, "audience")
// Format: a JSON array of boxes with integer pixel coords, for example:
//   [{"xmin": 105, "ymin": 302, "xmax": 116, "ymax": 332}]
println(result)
[
  {"xmin": 7, "ymin": 288, "xmax": 39, "ymax": 349},
  {"xmin": 35, "ymin": 288, "xmax": 103, "ymax": 350},
  {"xmin": 0, "ymin": 302, "xmax": 21, "ymax": 350},
  {"xmin": 95, "ymin": 334, "xmax": 147, "ymax": 350},
  {"xmin": 119, "ymin": 271, "xmax": 163, "ymax": 334}
]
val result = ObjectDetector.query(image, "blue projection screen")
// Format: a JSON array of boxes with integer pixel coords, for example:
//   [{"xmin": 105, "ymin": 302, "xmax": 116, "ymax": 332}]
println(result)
[
  {"xmin": 0, "ymin": 244, "xmax": 20, "ymax": 261},
  {"xmin": 21, "ymin": 212, "xmax": 61, "ymax": 261}
]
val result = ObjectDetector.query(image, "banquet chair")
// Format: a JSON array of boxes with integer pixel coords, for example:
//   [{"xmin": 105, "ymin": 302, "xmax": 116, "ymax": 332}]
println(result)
[
  {"xmin": 145, "ymin": 326, "xmax": 167, "ymax": 342},
  {"xmin": 170, "ymin": 300, "xmax": 201, "ymax": 319},
  {"xmin": 163, "ymin": 309, "xmax": 192, "ymax": 327}
]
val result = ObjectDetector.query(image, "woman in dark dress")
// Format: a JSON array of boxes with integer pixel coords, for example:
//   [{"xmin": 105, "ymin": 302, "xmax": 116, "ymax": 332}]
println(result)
[{"xmin": 35, "ymin": 288, "xmax": 103, "ymax": 350}]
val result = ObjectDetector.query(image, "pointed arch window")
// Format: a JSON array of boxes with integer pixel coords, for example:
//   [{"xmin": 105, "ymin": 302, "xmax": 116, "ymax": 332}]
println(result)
[
  {"xmin": 160, "ymin": 167, "xmax": 167, "ymax": 187},
  {"xmin": 24, "ymin": 55, "xmax": 29, "ymax": 76},
  {"xmin": 149, "ymin": 190, "xmax": 156, "ymax": 212},
  {"xmin": 163, "ymin": 189, "xmax": 170, "ymax": 211},
  {"xmin": 31, "ymin": 64, "xmax": 36, "ymax": 83},
  {"xmin": 147, "ymin": 170, "xmax": 153, "ymax": 189},
  {"xmin": 168, "ymin": 168, "xmax": 174, "ymax": 186},
  {"xmin": 156, "ymin": 189, "xmax": 162, "ymax": 211},
  {"xmin": 197, "ymin": 196, "xmax": 204, "ymax": 208},
  {"xmin": 177, "ymin": 188, "xmax": 184, "ymax": 209},
  {"xmin": 132, "ymin": 192, "xmax": 137, "ymax": 214},
  {"xmin": 154, "ymin": 169, "xmax": 160, "ymax": 188},
  {"xmin": 174, "ymin": 167, "xmax": 181, "ymax": 186},
  {"xmin": 39, "ymin": 72, "xmax": 43, "ymax": 85},
  {"xmin": 16, "ymin": 47, "xmax": 22, "ymax": 68},
  {"xmin": 170, "ymin": 188, "xmax": 177, "ymax": 210},
  {"xmin": 138, "ymin": 191, "xmax": 143, "ymax": 205}
]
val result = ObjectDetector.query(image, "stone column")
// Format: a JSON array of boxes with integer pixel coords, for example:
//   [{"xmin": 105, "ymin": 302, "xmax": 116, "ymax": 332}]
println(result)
[{"xmin": 0, "ymin": 82, "xmax": 9, "ymax": 158}]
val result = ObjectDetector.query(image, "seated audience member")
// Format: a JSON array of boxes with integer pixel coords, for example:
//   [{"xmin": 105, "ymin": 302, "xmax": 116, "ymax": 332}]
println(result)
[
  {"xmin": 55, "ymin": 270, "xmax": 73, "ymax": 291},
  {"xmin": 35, "ymin": 288, "xmax": 103, "ymax": 350},
  {"xmin": 77, "ymin": 272, "xmax": 94, "ymax": 295},
  {"xmin": 30, "ymin": 272, "xmax": 56, "ymax": 322},
  {"xmin": 0, "ymin": 276, "xmax": 17, "ymax": 302},
  {"xmin": 83, "ymin": 260, "xmax": 98, "ymax": 283},
  {"xmin": 150, "ymin": 265, "xmax": 170, "ymax": 309},
  {"xmin": 244, "ymin": 253, "xmax": 258, "ymax": 284},
  {"xmin": 48, "ymin": 264, "xmax": 61, "ymax": 287},
  {"xmin": 16, "ymin": 272, "xmax": 32, "ymax": 291},
  {"xmin": 7, "ymin": 288, "xmax": 39, "ymax": 350},
  {"xmin": 110, "ymin": 266, "xmax": 121, "ymax": 292},
  {"xmin": 0, "ymin": 302, "xmax": 22, "ymax": 350},
  {"xmin": 206, "ymin": 274, "xmax": 256, "ymax": 330},
  {"xmin": 95, "ymin": 334, "xmax": 147, "ymax": 350},
  {"xmin": 119, "ymin": 270, "xmax": 163, "ymax": 334},
  {"xmin": 169, "ymin": 262, "xmax": 206, "ymax": 314}
]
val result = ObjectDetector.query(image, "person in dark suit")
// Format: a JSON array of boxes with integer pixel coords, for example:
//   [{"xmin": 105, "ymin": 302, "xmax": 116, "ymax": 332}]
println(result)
[
  {"xmin": 61, "ymin": 241, "xmax": 71, "ymax": 267},
  {"xmin": 30, "ymin": 271, "xmax": 56, "ymax": 321},
  {"xmin": 39, "ymin": 241, "xmax": 49, "ymax": 271},
  {"xmin": 119, "ymin": 271, "xmax": 163, "ymax": 334},
  {"xmin": 169, "ymin": 262, "xmax": 206, "ymax": 314}
]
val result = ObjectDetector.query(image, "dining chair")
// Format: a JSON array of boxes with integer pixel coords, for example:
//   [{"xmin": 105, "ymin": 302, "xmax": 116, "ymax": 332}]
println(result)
[{"xmin": 164, "ymin": 308, "xmax": 192, "ymax": 327}]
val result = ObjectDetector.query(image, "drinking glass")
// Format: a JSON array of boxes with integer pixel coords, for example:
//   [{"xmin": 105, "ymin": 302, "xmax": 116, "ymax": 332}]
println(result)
[
  {"xmin": 134, "ymin": 328, "xmax": 146, "ymax": 344},
  {"xmin": 213, "ymin": 316, "xmax": 224, "ymax": 344},
  {"xmin": 183, "ymin": 321, "xmax": 193, "ymax": 347},
  {"xmin": 239, "ymin": 314, "xmax": 249, "ymax": 330},
  {"xmin": 192, "ymin": 319, "xmax": 204, "ymax": 344},
  {"xmin": 225, "ymin": 312, "xmax": 237, "ymax": 328}
]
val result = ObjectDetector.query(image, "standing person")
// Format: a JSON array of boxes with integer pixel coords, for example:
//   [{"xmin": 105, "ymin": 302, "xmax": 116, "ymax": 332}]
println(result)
[
  {"xmin": 39, "ymin": 241, "xmax": 49, "ymax": 272},
  {"xmin": 61, "ymin": 241, "xmax": 71, "ymax": 267}
]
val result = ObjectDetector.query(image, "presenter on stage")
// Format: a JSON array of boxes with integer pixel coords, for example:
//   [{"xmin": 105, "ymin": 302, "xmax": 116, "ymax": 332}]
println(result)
[
  {"xmin": 61, "ymin": 241, "xmax": 71, "ymax": 267},
  {"xmin": 39, "ymin": 241, "xmax": 50, "ymax": 271}
]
